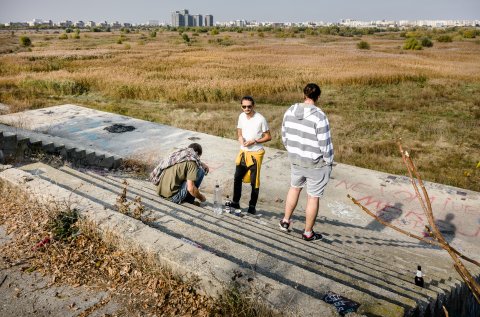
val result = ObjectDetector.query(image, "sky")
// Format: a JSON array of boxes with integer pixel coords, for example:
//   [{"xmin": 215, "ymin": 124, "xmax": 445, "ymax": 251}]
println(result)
[{"xmin": 1, "ymin": 0, "xmax": 479, "ymax": 24}]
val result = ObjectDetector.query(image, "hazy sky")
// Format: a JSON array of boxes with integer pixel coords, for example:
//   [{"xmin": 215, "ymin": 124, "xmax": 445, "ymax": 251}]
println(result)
[{"xmin": 1, "ymin": 0, "xmax": 479, "ymax": 24}]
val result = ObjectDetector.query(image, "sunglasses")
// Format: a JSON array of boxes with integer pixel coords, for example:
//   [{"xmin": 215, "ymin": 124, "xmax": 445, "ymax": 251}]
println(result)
[{"xmin": 242, "ymin": 105, "xmax": 253, "ymax": 109}]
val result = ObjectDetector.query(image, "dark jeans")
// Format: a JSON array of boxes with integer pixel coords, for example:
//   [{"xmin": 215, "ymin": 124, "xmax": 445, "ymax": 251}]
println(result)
[
  {"xmin": 233, "ymin": 153, "xmax": 259, "ymax": 208},
  {"xmin": 171, "ymin": 167, "xmax": 205, "ymax": 204}
]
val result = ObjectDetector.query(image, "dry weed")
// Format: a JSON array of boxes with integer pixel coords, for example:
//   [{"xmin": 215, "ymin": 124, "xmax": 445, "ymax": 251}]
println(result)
[{"xmin": 0, "ymin": 180, "xmax": 277, "ymax": 316}]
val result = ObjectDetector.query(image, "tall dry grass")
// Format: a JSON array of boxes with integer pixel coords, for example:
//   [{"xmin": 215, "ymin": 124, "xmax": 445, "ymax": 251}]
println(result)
[{"xmin": 0, "ymin": 30, "xmax": 479, "ymax": 191}]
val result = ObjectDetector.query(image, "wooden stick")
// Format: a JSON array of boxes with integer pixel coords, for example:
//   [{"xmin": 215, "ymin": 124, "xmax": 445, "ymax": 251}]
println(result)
[{"xmin": 347, "ymin": 140, "xmax": 480, "ymax": 305}]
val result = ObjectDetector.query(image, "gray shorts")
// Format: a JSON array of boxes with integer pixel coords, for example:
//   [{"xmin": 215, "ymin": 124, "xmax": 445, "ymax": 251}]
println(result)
[{"xmin": 290, "ymin": 164, "xmax": 332, "ymax": 197}]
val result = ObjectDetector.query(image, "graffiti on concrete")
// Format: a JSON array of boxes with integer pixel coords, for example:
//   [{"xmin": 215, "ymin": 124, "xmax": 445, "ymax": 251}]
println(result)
[{"xmin": 335, "ymin": 180, "xmax": 480, "ymax": 238}]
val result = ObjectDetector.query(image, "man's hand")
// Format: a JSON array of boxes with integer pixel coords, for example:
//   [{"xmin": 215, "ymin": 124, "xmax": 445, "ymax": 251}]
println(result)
[
  {"xmin": 201, "ymin": 162, "xmax": 210, "ymax": 174},
  {"xmin": 243, "ymin": 139, "xmax": 256, "ymax": 147},
  {"xmin": 199, "ymin": 194, "xmax": 206, "ymax": 202}
]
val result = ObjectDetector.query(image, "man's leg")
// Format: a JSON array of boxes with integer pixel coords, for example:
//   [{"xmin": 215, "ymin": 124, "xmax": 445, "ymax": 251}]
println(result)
[
  {"xmin": 183, "ymin": 167, "xmax": 205, "ymax": 204},
  {"xmin": 172, "ymin": 167, "xmax": 206, "ymax": 204},
  {"xmin": 284, "ymin": 186, "xmax": 302, "ymax": 220},
  {"xmin": 233, "ymin": 156, "xmax": 248, "ymax": 207},
  {"xmin": 304, "ymin": 195, "xmax": 320, "ymax": 232},
  {"xmin": 248, "ymin": 158, "xmax": 259, "ymax": 211}
]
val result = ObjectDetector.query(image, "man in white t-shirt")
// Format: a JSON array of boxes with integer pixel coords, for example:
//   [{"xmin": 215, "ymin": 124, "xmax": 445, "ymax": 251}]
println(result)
[{"xmin": 232, "ymin": 96, "xmax": 271, "ymax": 214}]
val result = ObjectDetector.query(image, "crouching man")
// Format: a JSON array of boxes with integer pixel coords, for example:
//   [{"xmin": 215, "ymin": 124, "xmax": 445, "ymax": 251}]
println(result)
[{"xmin": 150, "ymin": 143, "xmax": 209, "ymax": 204}]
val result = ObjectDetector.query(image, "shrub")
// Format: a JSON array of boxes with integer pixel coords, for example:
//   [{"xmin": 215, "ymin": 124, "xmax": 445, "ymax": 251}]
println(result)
[
  {"xmin": 357, "ymin": 40, "xmax": 370, "ymax": 49},
  {"xmin": 437, "ymin": 35, "xmax": 453, "ymax": 43},
  {"xmin": 150, "ymin": 31, "xmax": 157, "ymax": 38},
  {"xmin": 403, "ymin": 38, "xmax": 422, "ymax": 50},
  {"xmin": 182, "ymin": 33, "xmax": 190, "ymax": 43},
  {"xmin": 462, "ymin": 29, "xmax": 476, "ymax": 39},
  {"xmin": 19, "ymin": 36, "xmax": 31, "ymax": 47},
  {"xmin": 210, "ymin": 28, "xmax": 219, "ymax": 36},
  {"xmin": 58, "ymin": 33, "xmax": 68, "ymax": 40},
  {"xmin": 421, "ymin": 37, "xmax": 433, "ymax": 47}
]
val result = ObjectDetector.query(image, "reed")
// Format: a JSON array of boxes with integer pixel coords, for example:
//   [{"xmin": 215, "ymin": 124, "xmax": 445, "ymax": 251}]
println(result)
[{"xmin": 0, "ymin": 29, "xmax": 479, "ymax": 191}]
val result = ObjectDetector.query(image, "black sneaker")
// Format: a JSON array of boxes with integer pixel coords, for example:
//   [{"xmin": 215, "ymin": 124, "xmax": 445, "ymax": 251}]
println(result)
[
  {"xmin": 247, "ymin": 206, "xmax": 256, "ymax": 214},
  {"xmin": 230, "ymin": 202, "xmax": 241, "ymax": 209},
  {"xmin": 279, "ymin": 219, "xmax": 291, "ymax": 232},
  {"xmin": 302, "ymin": 231, "xmax": 323, "ymax": 241}
]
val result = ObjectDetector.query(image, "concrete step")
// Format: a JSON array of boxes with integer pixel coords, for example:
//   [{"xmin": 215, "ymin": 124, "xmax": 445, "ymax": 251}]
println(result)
[
  {"xmin": 16, "ymin": 162, "xmax": 479, "ymax": 317},
  {"xmin": 83, "ymin": 170, "xmax": 465, "ymax": 297},
  {"xmin": 0, "ymin": 124, "xmax": 122, "ymax": 169}
]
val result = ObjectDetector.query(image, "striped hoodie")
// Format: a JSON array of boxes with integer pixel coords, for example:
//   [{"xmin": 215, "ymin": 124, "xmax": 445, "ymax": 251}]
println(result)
[{"xmin": 281, "ymin": 103, "xmax": 334, "ymax": 168}]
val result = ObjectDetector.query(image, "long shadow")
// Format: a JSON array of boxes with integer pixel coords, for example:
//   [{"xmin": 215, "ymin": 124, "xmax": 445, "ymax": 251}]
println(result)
[
  {"xmin": 80, "ymin": 169, "xmax": 450, "ymax": 290},
  {"xmin": 39, "ymin": 170, "xmax": 436, "ymax": 305},
  {"xmin": 86, "ymin": 170, "xmax": 455, "ymax": 289}
]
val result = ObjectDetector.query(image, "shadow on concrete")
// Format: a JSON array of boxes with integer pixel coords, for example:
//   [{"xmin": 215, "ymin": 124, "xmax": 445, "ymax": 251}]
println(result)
[
  {"xmin": 365, "ymin": 202, "xmax": 403, "ymax": 232},
  {"xmin": 40, "ymin": 168, "xmax": 435, "ymax": 309},
  {"xmin": 435, "ymin": 213, "xmax": 456, "ymax": 243}
]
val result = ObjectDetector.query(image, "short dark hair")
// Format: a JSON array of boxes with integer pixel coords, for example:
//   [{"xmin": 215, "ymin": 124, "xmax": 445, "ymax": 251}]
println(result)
[
  {"xmin": 303, "ymin": 83, "xmax": 321, "ymax": 102},
  {"xmin": 241, "ymin": 95, "xmax": 255, "ymax": 105},
  {"xmin": 188, "ymin": 143, "xmax": 202, "ymax": 156}
]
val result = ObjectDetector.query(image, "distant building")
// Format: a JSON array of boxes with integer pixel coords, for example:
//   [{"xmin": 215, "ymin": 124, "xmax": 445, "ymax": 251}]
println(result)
[
  {"xmin": 85, "ymin": 21, "xmax": 96, "ymax": 27},
  {"xmin": 5, "ymin": 22, "xmax": 29, "ymax": 27},
  {"xmin": 171, "ymin": 10, "xmax": 185, "ymax": 27},
  {"xmin": 59, "ymin": 20, "xmax": 73, "ymax": 27},
  {"xmin": 110, "ymin": 21, "xmax": 122, "ymax": 28},
  {"xmin": 74, "ymin": 21, "xmax": 85, "ymax": 28},
  {"xmin": 193, "ymin": 14, "xmax": 203, "ymax": 27},
  {"xmin": 204, "ymin": 15, "xmax": 214, "ymax": 27},
  {"xmin": 147, "ymin": 20, "xmax": 159, "ymax": 26},
  {"xmin": 172, "ymin": 9, "xmax": 213, "ymax": 27}
]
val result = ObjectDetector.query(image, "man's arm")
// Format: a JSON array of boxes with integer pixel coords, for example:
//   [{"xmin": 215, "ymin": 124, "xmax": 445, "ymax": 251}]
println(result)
[
  {"xmin": 255, "ymin": 130, "xmax": 271, "ymax": 144},
  {"xmin": 237, "ymin": 128, "xmax": 245, "ymax": 145},
  {"xmin": 187, "ymin": 180, "xmax": 206, "ymax": 202}
]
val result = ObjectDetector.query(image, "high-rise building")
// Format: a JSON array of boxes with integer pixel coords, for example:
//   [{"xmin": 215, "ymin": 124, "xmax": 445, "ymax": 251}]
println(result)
[
  {"xmin": 171, "ymin": 10, "xmax": 185, "ymax": 27},
  {"xmin": 193, "ymin": 15, "xmax": 203, "ymax": 27},
  {"xmin": 204, "ymin": 15, "xmax": 214, "ymax": 27},
  {"xmin": 172, "ymin": 9, "xmax": 213, "ymax": 27}
]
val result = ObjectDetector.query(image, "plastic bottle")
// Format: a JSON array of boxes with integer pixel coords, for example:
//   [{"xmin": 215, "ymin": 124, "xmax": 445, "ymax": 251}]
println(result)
[
  {"xmin": 213, "ymin": 182, "xmax": 223, "ymax": 214},
  {"xmin": 224, "ymin": 195, "xmax": 232, "ymax": 214},
  {"xmin": 414, "ymin": 265, "xmax": 424, "ymax": 287}
]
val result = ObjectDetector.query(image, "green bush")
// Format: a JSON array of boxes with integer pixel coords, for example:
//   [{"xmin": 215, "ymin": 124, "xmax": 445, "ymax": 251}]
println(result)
[
  {"xmin": 19, "ymin": 36, "xmax": 31, "ymax": 47},
  {"xmin": 182, "ymin": 33, "xmax": 190, "ymax": 43},
  {"xmin": 403, "ymin": 38, "xmax": 422, "ymax": 50},
  {"xmin": 437, "ymin": 35, "xmax": 453, "ymax": 42},
  {"xmin": 462, "ymin": 29, "xmax": 476, "ymax": 39},
  {"xmin": 421, "ymin": 37, "xmax": 433, "ymax": 47},
  {"xmin": 357, "ymin": 41, "xmax": 370, "ymax": 49},
  {"xmin": 58, "ymin": 33, "xmax": 68, "ymax": 40},
  {"xmin": 150, "ymin": 31, "xmax": 157, "ymax": 38}
]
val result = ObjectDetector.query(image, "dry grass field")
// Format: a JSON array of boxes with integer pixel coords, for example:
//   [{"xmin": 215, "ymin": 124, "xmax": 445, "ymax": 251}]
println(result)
[{"xmin": 0, "ymin": 28, "xmax": 479, "ymax": 191}]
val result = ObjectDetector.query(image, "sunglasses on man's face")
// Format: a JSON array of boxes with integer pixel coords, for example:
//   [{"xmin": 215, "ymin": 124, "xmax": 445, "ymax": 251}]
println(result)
[{"xmin": 242, "ymin": 105, "xmax": 253, "ymax": 109}]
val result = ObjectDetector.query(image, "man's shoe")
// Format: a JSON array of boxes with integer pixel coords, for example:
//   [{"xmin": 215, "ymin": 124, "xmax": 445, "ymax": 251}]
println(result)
[
  {"xmin": 230, "ymin": 202, "xmax": 241, "ymax": 209},
  {"xmin": 279, "ymin": 219, "xmax": 291, "ymax": 232},
  {"xmin": 247, "ymin": 206, "xmax": 256, "ymax": 214},
  {"xmin": 302, "ymin": 231, "xmax": 323, "ymax": 241}
]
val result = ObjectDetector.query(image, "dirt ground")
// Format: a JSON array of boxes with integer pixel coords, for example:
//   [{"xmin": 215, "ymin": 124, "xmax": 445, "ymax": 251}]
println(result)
[{"xmin": 0, "ymin": 226, "xmax": 122, "ymax": 317}]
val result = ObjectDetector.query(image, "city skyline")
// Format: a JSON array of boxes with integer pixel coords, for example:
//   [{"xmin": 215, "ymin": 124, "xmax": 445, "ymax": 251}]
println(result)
[{"xmin": 1, "ymin": 0, "xmax": 479, "ymax": 24}]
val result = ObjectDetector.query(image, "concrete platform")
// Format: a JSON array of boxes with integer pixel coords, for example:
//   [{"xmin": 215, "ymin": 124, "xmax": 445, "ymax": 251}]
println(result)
[{"xmin": 1, "ymin": 104, "xmax": 480, "ymax": 316}]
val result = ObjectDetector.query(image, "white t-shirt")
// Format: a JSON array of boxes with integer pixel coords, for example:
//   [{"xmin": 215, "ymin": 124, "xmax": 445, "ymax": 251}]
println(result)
[{"xmin": 237, "ymin": 112, "xmax": 269, "ymax": 152}]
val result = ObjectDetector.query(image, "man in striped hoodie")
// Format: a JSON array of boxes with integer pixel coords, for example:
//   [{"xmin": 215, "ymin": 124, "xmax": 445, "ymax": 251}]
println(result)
[{"xmin": 280, "ymin": 83, "xmax": 334, "ymax": 241}]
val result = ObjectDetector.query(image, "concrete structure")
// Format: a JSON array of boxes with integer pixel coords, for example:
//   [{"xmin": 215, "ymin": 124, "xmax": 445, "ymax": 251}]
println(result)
[
  {"xmin": 193, "ymin": 15, "xmax": 203, "ymax": 27},
  {"xmin": 1, "ymin": 105, "xmax": 479, "ymax": 316},
  {"xmin": 204, "ymin": 15, "xmax": 214, "ymax": 27}
]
